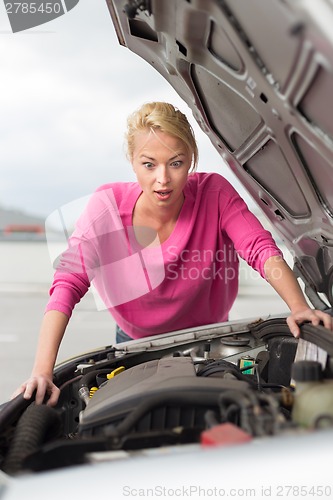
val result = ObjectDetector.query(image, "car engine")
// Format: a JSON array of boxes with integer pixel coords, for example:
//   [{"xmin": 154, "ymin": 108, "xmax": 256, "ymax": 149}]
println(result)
[{"xmin": 1, "ymin": 317, "xmax": 333, "ymax": 475}]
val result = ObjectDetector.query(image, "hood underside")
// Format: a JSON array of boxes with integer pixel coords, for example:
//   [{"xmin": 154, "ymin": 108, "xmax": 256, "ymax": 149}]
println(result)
[{"xmin": 106, "ymin": 0, "xmax": 333, "ymax": 306}]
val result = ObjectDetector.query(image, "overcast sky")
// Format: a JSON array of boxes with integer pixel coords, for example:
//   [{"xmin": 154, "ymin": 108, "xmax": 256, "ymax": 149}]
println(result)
[{"xmin": 0, "ymin": 0, "xmax": 251, "ymax": 219}]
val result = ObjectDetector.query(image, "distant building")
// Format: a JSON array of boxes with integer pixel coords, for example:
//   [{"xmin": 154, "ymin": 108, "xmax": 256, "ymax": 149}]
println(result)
[{"xmin": 0, "ymin": 207, "xmax": 45, "ymax": 240}]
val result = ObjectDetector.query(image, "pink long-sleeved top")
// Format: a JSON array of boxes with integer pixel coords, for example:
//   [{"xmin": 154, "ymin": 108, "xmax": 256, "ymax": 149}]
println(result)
[{"xmin": 46, "ymin": 173, "xmax": 282, "ymax": 338}]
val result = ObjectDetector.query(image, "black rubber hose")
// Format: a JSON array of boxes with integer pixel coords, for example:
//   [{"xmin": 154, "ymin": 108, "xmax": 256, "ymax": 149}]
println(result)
[
  {"xmin": 79, "ymin": 368, "xmax": 115, "ymax": 389},
  {"xmin": 250, "ymin": 319, "xmax": 333, "ymax": 356},
  {"xmin": 2, "ymin": 403, "xmax": 63, "ymax": 475},
  {"xmin": 197, "ymin": 360, "xmax": 256, "ymax": 384},
  {"xmin": 0, "ymin": 393, "xmax": 34, "ymax": 431}
]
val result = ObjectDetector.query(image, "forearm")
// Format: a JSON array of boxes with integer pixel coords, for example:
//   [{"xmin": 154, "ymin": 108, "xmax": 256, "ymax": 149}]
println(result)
[
  {"xmin": 31, "ymin": 310, "xmax": 69, "ymax": 378},
  {"xmin": 263, "ymin": 255, "xmax": 333, "ymax": 336},
  {"xmin": 263, "ymin": 255, "xmax": 308, "ymax": 313}
]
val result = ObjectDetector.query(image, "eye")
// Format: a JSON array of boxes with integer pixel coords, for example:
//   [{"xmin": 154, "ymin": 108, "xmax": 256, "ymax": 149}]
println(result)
[
  {"xmin": 143, "ymin": 162, "xmax": 154, "ymax": 169},
  {"xmin": 170, "ymin": 160, "xmax": 182, "ymax": 168}
]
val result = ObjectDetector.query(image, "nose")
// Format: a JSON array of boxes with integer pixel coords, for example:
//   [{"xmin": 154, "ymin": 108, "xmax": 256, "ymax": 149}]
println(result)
[{"xmin": 156, "ymin": 165, "xmax": 171, "ymax": 185}]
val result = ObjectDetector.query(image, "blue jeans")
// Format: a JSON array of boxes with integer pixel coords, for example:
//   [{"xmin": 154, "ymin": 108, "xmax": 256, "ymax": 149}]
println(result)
[{"xmin": 115, "ymin": 324, "xmax": 133, "ymax": 343}]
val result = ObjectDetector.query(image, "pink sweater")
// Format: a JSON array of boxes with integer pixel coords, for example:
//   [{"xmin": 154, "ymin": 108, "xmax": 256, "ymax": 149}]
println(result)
[{"xmin": 46, "ymin": 173, "xmax": 282, "ymax": 338}]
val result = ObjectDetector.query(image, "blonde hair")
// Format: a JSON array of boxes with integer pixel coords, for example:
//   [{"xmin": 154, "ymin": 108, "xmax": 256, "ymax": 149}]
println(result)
[{"xmin": 125, "ymin": 102, "xmax": 198, "ymax": 172}]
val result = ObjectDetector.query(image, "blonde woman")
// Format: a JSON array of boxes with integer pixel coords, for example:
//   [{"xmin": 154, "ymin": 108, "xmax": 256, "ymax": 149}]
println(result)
[{"xmin": 13, "ymin": 102, "xmax": 333, "ymax": 406}]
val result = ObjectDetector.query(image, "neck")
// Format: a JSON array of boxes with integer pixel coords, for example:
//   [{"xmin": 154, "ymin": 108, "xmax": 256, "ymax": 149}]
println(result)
[
  {"xmin": 140, "ymin": 193, "xmax": 185, "ymax": 224},
  {"xmin": 132, "ymin": 192, "xmax": 185, "ymax": 245}
]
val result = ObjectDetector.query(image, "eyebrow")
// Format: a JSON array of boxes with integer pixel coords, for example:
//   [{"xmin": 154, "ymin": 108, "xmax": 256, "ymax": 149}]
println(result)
[{"xmin": 139, "ymin": 153, "xmax": 186, "ymax": 161}]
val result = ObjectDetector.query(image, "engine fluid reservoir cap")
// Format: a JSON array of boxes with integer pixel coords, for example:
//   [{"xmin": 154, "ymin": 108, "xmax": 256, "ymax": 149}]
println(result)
[{"xmin": 291, "ymin": 360, "xmax": 323, "ymax": 382}]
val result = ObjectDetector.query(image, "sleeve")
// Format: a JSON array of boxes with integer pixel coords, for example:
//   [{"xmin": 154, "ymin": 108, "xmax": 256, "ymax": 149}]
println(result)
[
  {"xmin": 45, "ymin": 186, "xmax": 119, "ymax": 317},
  {"xmin": 220, "ymin": 181, "xmax": 283, "ymax": 279},
  {"xmin": 45, "ymin": 237, "xmax": 94, "ymax": 318}
]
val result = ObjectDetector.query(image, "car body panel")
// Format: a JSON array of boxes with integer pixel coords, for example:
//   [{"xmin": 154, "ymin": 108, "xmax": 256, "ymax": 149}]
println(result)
[{"xmin": 1, "ymin": 428, "xmax": 333, "ymax": 499}]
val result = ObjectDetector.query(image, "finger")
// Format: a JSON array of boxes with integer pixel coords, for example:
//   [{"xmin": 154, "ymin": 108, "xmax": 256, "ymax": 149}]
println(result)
[
  {"xmin": 10, "ymin": 384, "xmax": 27, "ymax": 400},
  {"xmin": 310, "ymin": 314, "xmax": 320, "ymax": 327},
  {"xmin": 46, "ymin": 386, "xmax": 60, "ymax": 407},
  {"xmin": 23, "ymin": 381, "xmax": 37, "ymax": 400},
  {"xmin": 314, "ymin": 311, "xmax": 333, "ymax": 331},
  {"xmin": 286, "ymin": 316, "xmax": 300, "ymax": 338},
  {"xmin": 327, "ymin": 315, "xmax": 333, "ymax": 331},
  {"xmin": 35, "ymin": 379, "xmax": 47, "ymax": 405}
]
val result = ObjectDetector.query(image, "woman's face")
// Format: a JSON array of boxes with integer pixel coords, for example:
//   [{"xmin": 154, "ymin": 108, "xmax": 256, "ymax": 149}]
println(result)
[{"xmin": 131, "ymin": 129, "xmax": 192, "ymax": 213}]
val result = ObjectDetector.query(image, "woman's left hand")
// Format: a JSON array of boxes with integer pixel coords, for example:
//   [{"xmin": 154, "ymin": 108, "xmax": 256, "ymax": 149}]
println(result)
[
  {"xmin": 263, "ymin": 257, "xmax": 333, "ymax": 338},
  {"xmin": 287, "ymin": 307, "xmax": 333, "ymax": 338}
]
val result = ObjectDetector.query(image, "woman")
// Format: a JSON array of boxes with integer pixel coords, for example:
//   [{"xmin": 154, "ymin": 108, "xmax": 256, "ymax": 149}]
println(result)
[{"xmin": 13, "ymin": 102, "xmax": 333, "ymax": 406}]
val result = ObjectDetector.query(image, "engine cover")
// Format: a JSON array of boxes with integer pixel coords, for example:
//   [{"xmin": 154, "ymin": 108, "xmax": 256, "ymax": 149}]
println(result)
[{"xmin": 78, "ymin": 357, "xmax": 249, "ymax": 436}]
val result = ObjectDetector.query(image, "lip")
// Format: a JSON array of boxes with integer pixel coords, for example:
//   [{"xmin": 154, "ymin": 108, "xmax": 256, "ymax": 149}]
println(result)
[{"xmin": 154, "ymin": 190, "xmax": 173, "ymax": 201}]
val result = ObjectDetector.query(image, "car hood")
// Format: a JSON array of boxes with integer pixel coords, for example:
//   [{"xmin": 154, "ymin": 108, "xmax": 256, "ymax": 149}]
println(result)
[{"xmin": 105, "ymin": 0, "xmax": 333, "ymax": 308}]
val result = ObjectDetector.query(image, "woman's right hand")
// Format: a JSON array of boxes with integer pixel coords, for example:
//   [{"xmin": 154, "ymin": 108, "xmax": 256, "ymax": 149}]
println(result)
[
  {"xmin": 11, "ymin": 375, "xmax": 60, "ymax": 407},
  {"xmin": 11, "ymin": 311, "xmax": 70, "ymax": 407}
]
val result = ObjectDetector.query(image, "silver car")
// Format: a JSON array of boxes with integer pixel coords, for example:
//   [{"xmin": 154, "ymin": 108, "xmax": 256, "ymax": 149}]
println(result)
[{"xmin": 1, "ymin": 1, "xmax": 333, "ymax": 498}]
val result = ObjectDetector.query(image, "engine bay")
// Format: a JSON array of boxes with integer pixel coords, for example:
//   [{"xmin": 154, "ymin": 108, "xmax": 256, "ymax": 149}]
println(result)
[{"xmin": 1, "ymin": 317, "xmax": 333, "ymax": 475}]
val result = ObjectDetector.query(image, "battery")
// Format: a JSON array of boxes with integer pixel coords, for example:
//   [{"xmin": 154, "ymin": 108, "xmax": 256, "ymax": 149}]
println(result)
[{"xmin": 238, "ymin": 355, "xmax": 255, "ymax": 375}]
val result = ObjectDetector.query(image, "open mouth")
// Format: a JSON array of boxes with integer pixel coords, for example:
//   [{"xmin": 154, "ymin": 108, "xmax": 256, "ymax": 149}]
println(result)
[{"xmin": 155, "ymin": 190, "xmax": 172, "ymax": 199}]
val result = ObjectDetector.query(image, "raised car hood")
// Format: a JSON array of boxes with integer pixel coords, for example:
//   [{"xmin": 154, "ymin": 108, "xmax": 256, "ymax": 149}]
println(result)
[{"xmin": 105, "ymin": 0, "xmax": 333, "ymax": 308}]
